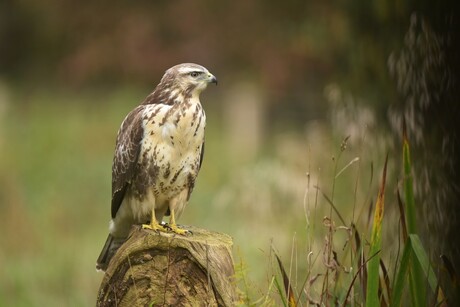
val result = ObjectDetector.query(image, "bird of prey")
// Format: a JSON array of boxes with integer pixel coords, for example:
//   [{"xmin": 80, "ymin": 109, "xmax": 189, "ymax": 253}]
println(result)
[{"xmin": 96, "ymin": 63, "xmax": 217, "ymax": 271}]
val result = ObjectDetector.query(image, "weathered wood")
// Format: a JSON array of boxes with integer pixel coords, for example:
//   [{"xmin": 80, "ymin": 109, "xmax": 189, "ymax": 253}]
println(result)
[{"xmin": 96, "ymin": 225, "xmax": 237, "ymax": 306}]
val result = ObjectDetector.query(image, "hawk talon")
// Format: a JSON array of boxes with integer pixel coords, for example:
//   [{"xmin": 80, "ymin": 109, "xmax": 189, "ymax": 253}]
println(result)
[
  {"xmin": 165, "ymin": 223, "xmax": 192, "ymax": 236},
  {"xmin": 142, "ymin": 223, "xmax": 166, "ymax": 233}
]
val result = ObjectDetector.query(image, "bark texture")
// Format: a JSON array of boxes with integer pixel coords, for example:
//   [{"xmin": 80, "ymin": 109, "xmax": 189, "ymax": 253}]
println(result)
[{"xmin": 96, "ymin": 225, "xmax": 236, "ymax": 307}]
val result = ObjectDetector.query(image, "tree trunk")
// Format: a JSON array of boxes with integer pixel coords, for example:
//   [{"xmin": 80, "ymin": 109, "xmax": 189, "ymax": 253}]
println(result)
[{"xmin": 96, "ymin": 225, "xmax": 237, "ymax": 306}]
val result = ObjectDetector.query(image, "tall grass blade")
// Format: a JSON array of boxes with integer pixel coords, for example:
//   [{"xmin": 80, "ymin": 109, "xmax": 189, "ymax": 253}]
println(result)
[
  {"xmin": 366, "ymin": 198, "xmax": 374, "ymax": 230},
  {"xmin": 402, "ymin": 118, "xmax": 426, "ymax": 306},
  {"xmin": 380, "ymin": 259, "xmax": 390, "ymax": 304},
  {"xmin": 335, "ymin": 157, "xmax": 360, "ymax": 178},
  {"xmin": 359, "ymin": 247, "xmax": 368, "ymax": 301},
  {"xmin": 392, "ymin": 235, "xmax": 446, "ymax": 306},
  {"xmin": 344, "ymin": 250, "xmax": 380, "ymax": 305},
  {"xmin": 274, "ymin": 275, "xmax": 288, "ymax": 307},
  {"xmin": 396, "ymin": 188, "xmax": 408, "ymax": 243},
  {"xmin": 275, "ymin": 253, "xmax": 297, "ymax": 307},
  {"xmin": 365, "ymin": 154, "xmax": 388, "ymax": 307},
  {"xmin": 352, "ymin": 224, "xmax": 368, "ymax": 302},
  {"xmin": 391, "ymin": 236, "xmax": 412, "ymax": 306},
  {"xmin": 317, "ymin": 188, "xmax": 346, "ymax": 225},
  {"xmin": 409, "ymin": 235, "xmax": 436, "ymax": 292},
  {"xmin": 410, "ymin": 234, "xmax": 446, "ymax": 305}
]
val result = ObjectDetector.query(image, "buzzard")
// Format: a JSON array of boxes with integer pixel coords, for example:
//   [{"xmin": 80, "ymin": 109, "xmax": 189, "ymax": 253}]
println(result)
[{"xmin": 96, "ymin": 63, "xmax": 217, "ymax": 271}]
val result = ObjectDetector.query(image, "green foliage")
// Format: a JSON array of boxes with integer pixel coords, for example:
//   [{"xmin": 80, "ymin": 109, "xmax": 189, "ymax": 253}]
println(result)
[
  {"xmin": 244, "ymin": 130, "xmax": 452, "ymax": 306},
  {"xmin": 273, "ymin": 275, "xmax": 288, "ymax": 307},
  {"xmin": 366, "ymin": 155, "xmax": 388, "ymax": 307},
  {"xmin": 392, "ymin": 233, "xmax": 412, "ymax": 306},
  {"xmin": 391, "ymin": 130, "xmax": 446, "ymax": 305},
  {"xmin": 392, "ymin": 234, "xmax": 446, "ymax": 306},
  {"xmin": 402, "ymin": 122, "xmax": 427, "ymax": 306}
]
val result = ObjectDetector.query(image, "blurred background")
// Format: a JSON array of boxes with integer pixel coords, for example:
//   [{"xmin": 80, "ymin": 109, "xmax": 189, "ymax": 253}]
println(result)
[{"xmin": 0, "ymin": 0, "xmax": 458, "ymax": 305}]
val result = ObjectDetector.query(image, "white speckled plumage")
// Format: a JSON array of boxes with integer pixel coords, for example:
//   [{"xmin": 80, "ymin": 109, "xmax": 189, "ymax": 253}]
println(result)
[{"xmin": 96, "ymin": 63, "xmax": 216, "ymax": 271}]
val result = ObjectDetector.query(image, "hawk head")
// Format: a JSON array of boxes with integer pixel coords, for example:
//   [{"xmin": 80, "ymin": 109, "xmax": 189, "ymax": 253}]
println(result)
[
  {"xmin": 144, "ymin": 63, "xmax": 217, "ymax": 106},
  {"xmin": 161, "ymin": 63, "xmax": 217, "ymax": 98}
]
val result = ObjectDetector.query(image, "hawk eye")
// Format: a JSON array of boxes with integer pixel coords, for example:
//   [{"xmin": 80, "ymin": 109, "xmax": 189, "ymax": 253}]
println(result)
[{"xmin": 190, "ymin": 72, "xmax": 200, "ymax": 78}]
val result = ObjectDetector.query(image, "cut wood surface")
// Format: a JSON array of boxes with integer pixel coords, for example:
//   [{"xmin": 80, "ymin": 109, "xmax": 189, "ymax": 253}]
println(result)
[{"xmin": 96, "ymin": 225, "xmax": 237, "ymax": 306}]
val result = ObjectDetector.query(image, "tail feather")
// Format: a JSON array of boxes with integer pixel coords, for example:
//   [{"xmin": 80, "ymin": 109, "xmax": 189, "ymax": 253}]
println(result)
[{"xmin": 96, "ymin": 234, "xmax": 125, "ymax": 272}]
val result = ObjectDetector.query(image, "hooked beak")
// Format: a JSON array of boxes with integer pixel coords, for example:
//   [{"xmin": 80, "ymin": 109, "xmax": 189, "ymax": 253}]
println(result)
[{"xmin": 207, "ymin": 73, "xmax": 218, "ymax": 85}]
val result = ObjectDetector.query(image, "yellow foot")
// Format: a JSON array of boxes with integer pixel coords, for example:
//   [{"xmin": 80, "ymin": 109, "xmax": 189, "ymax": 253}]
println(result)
[
  {"xmin": 165, "ymin": 223, "xmax": 192, "ymax": 236},
  {"xmin": 142, "ymin": 222, "xmax": 167, "ymax": 233}
]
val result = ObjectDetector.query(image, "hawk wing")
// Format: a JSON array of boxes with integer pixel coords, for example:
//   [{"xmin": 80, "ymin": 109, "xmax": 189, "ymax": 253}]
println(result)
[{"xmin": 111, "ymin": 106, "xmax": 145, "ymax": 218}]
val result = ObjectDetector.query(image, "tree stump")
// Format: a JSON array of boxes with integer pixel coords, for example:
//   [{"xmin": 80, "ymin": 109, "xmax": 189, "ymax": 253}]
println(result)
[{"xmin": 96, "ymin": 225, "xmax": 237, "ymax": 306}]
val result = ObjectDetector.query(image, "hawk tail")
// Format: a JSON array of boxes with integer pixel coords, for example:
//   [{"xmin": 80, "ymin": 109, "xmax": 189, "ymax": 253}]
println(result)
[{"xmin": 96, "ymin": 234, "xmax": 125, "ymax": 272}]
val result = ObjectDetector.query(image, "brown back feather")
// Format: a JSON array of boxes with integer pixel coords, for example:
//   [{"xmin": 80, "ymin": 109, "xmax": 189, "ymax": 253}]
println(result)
[{"xmin": 111, "ymin": 106, "xmax": 145, "ymax": 218}]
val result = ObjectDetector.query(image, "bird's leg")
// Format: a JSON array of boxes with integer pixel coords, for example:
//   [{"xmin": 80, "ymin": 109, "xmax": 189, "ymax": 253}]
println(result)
[
  {"xmin": 167, "ymin": 208, "xmax": 191, "ymax": 236},
  {"xmin": 142, "ymin": 207, "xmax": 166, "ymax": 233}
]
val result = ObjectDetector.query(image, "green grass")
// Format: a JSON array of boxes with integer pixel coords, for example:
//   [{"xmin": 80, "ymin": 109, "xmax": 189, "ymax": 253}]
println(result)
[
  {"xmin": 365, "ymin": 154, "xmax": 387, "ymax": 307},
  {"xmin": 253, "ymin": 122, "xmax": 452, "ymax": 306},
  {"xmin": 0, "ymin": 88, "xmax": 127, "ymax": 306}
]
